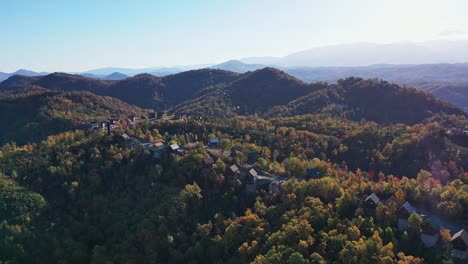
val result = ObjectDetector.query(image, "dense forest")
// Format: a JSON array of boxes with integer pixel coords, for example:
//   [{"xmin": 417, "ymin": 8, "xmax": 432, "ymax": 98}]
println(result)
[
  {"xmin": 1, "ymin": 113, "xmax": 467, "ymax": 263},
  {"xmin": 0, "ymin": 68, "xmax": 467, "ymax": 263}
]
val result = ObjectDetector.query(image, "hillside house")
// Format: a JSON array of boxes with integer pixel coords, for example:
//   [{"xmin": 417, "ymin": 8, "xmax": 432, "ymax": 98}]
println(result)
[
  {"xmin": 203, "ymin": 157, "xmax": 215, "ymax": 168},
  {"xmin": 121, "ymin": 133, "xmax": 130, "ymax": 141},
  {"xmin": 451, "ymin": 229, "xmax": 468, "ymax": 260},
  {"xmin": 148, "ymin": 112, "xmax": 156, "ymax": 120},
  {"xmin": 128, "ymin": 115, "xmax": 139, "ymax": 123},
  {"xmin": 363, "ymin": 193, "xmax": 381, "ymax": 208},
  {"xmin": 169, "ymin": 143, "xmax": 180, "ymax": 152},
  {"xmin": 245, "ymin": 168, "xmax": 258, "ymax": 193},
  {"xmin": 91, "ymin": 122, "xmax": 99, "ymax": 129},
  {"xmin": 362, "ymin": 193, "xmax": 381, "ymax": 216},
  {"xmin": 420, "ymin": 217, "xmax": 440, "ymax": 248},
  {"xmin": 227, "ymin": 164, "xmax": 241, "ymax": 185},
  {"xmin": 154, "ymin": 142, "xmax": 165, "ymax": 150},
  {"xmin": 208, "ymin": 138, "xmax": 219, "ymax": 148},
  {"xmin": 398, "ymin": 201, "xmax": 417, "ymax": 230},
  {"xmin": 151, "ymin": 142, "xmax": 165, "ymax": 159}
]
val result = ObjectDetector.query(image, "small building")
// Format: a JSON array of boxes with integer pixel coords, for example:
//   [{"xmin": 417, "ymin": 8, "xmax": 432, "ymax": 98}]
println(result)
[
  {"xmin": 451, "ymin": 229, "xmax": 468, "ymax": 260},
  {"xmin": 121, "ymin": 133, "xmax": 130, "ymax": 141},
  {"xmin": 174, "ymin": 113, "xmax": 187, "ymax": 120},
  {"xmin": 128, "ymin": 115, "xmax": 139, "ymax": 123},
  {"xmin": 203, "ymin": 157, "xmax": 215, "ymax": 168},
  {"xmin": 362, "ymin": 193, "xmax": 381, "ymax": 216},
  {"xmin": 148, "ymin": 112, "xmax": 157, "ymax": 120},
  {"xmin": 398, "ymin": 201, "xmax": 417, "ymax": 230},
  {"xmin": 228, "ymin": 164, "xmax": 240, "ymax": 174},
  {"xmin": 152, "ymin": 142, "xmax": 166, "ymax": 159},
  {"xmin": 420, "ymin": 217, "xmax": 440, "ymax": 248},
  {"xmin": 227, "ymin": 164, "xmax": 241, "ymax": 185},
  {"xmin": 169, "ymin": 143, "xmax": 180, "ymax": 152},
  {"xmin": 109, "ymin": 119, "xmax": 119, "ymax": 125},
  {"xmin": 363, "ymin": 193, "xmax": 381, "ymax": 208},
  {"xmin": 208, "ymin": 138, "xmax": 219, "ymax": 148},
  {"xmin": 91, "ymin": 121, "xmax": 99, "ymax": 129},
  {"xmin": 154, "ymin": 142, "xmax": 165, "ymax": 150},
  {"xmin": 244, "ymin": 169, "xmax": 258, "ymax": 193}
]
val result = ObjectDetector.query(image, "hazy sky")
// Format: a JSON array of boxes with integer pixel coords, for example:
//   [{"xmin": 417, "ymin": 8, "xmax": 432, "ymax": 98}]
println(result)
[{"xmin": 1, "ymin": 0, "xmax": 468, "ymax": 72}]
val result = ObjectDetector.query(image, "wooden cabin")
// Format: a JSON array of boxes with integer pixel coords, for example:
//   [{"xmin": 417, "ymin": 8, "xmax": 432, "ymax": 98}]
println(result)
[
  {"xmin": 451, "ymin": 229, "xmax": 468, "ymax": 259},
  {"xmin": 397, "ymin": 201, "xmax": 417, "ymax": 230},
  {"xmin": 420, "ymin": 217, "xmax": 440, "ymax": 248}
]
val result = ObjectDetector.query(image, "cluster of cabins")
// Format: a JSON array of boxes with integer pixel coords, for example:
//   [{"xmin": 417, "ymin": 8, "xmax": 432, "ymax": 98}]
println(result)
[
  {"xmin": 362, "ymin": 193, "xmax": 468, "ymax": 260},
  {"xmin": 86, "ymin": 111, "xmax": 193, "ymax": 135},
  {"xmin": 446, "ymin": 128, "xmax": 468, "ymax": 136},
  {"xmin": 120, "ymin": 132, "xmax": 186, "ymax": 158}
]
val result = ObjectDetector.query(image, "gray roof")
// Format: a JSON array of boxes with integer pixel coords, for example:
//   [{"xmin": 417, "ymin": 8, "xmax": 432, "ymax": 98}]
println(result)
[
  {"xmin": 401, "ymin": 201, "xmax": 416, "ymax": 214},
  {"xmin": 451, "ymin": 229, "xmax": 468, "ymax": 244},
  {"xmin": 170, "ymin": 144, "xmax": 180, "ymax": 150},
  {"xmin": 249, "ymin": 168, "xmax": 258, "ymax": 177},
  {"xmin": 203, "ymin": 157, "xmax": 214, "ymax": 165},
  {"xmin": 229, "ymin": 164, "xmax": 239, "ymax": 172},
  {"xmin": 364, "ymin": 193, "xmax": 381, "ymax": 204}
]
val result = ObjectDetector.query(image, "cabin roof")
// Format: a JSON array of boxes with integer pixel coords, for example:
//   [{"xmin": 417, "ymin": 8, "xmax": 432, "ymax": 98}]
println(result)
[
  {"xmin": 401, "ymin": 201, "xmax": 416, "ymax": 214},
  {"xmin": 451, "ymin": 229, "xmax": 468, "ymax": 244},
  {"xmin": 170, "ymin": 144, "xmax": 180, "ymax": 150},
  {"xmin": 364, "ymin": 193, "xmax": 380, "ymax": 204},
  {"xmin": 203, "ymin": 157, "xmax": 214, "ymax": 165},
  {"xmin": 209, "ymin": 138, "xmax": 219, "ymax": 144},
  {"xmin": 229, "ymin": 164, "xmax": 239, "ymax": 172},
  {"xmin": 249, "ymin": 168, "xmax": 258, "ymax": 177}
]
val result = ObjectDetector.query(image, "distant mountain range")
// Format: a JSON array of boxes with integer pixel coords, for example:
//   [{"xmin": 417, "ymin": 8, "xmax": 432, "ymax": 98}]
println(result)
[
  {"xmin": 0, "ymin": 69, "xmax": 48, "ymax": 82},
  {"xmin": 2, "ymin": 62, "xmax": 468, "ymax": 110},
  {"xmin": 2, "ymin": 39, "xmax": 468, "ymax": 109},
  {"xmin": 241, "ymin": 39, "xmax": 468, "ymax": 67},
  {"xmin": 1, "ymin": 67, "xmax": 464, "ymax": 125}
]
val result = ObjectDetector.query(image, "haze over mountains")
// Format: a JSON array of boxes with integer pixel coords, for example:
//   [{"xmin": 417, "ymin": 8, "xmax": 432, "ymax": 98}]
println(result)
[
  {"xmin": 2, "ymin": 40, "xmax": 468, "ymax": 110},
  {"xmin": 241, "ymin": 39, "xmax": 468, "ymax": 66}
]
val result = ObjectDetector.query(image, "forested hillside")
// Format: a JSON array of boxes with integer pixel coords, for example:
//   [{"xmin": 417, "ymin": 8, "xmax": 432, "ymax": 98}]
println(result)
[
  {"xmin": 0, "ymin": 91, "xmax": 141, "ymax": 145},
  {"xmin": 0, "ymin": 67, "xmax": 467, "ymax": 264},
  {"xmin": 268, "ymin": 77, "xmax": 465, "ymax": 124},
  {"xmin": 0, "ymin": 115, "xmax": 467, "ymax": 263},
  {"xmin": 174, "ymin": 72, "xmax": 465, "ymax": 124}
]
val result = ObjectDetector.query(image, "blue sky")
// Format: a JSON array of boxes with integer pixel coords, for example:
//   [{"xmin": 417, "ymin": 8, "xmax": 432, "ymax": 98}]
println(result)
[{"xmin": 1, "ymin": 0, "xmax": 467, "ymax": 72}]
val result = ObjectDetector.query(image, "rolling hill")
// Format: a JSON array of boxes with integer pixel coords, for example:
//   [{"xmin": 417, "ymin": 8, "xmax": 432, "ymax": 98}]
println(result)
[
  {"xmin": 267, "ymin": 77, "xmax": 466, "ymax": 124},
  {"xmin": 103, "ymin": 72, "xmax": 129, "ymax": 80},
  {"xmin": 0, "ymin": 69, "xmax": 48, "ymax": 82},
  {"xmin": 1, "ymin": 67, "xmax": 466, "ymax": 125},
  {"xmin": 174, "ymin": 70, "xmax": 466, "ymax": 124},
  {"xmin": 0, "ymin": 91, "xmax": 141, "ymax": 145},
  {"xmin": 0, "ymin": 69, "xmax": 238, "ymax": 110}
]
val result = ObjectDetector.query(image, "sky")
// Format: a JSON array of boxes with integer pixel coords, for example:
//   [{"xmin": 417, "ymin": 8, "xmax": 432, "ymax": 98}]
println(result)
[{"xmin": 1, "ymin": 0, "xmax": 468, "ymax": 72}]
